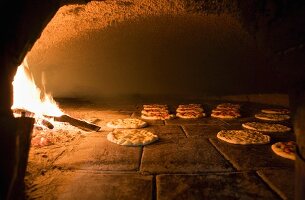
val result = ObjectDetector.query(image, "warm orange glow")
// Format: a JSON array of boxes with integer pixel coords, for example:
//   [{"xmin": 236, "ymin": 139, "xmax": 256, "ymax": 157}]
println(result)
[{"xmin": 11, "ymin": 58, "xmax": 63, "ymax": 117}]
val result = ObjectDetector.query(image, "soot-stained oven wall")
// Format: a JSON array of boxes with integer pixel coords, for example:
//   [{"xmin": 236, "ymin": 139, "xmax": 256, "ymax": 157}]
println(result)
[
  {"xmin": 26, "ymin": 0, "xmax": 305, "ymax": 99},
  {"xmin": 1, "ymin": 0, "xmax": 305, "ymax": 108}
]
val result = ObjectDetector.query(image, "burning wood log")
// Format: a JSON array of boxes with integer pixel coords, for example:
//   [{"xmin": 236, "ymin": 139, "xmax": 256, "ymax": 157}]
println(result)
[
  {"xmin": 13, "ymin": 109, "xmax": 100, "ymax": 131},
  {"xmin": 12, "ymin": 108, "xmax": 34, "ymax": 117},
  {"xmin": 54, "ymin": 114, "xmax": 101, "ymax": 132},
  {"xmin": 12, "ymin": 109, "xmax": 54, "ymax": 129},
  {"xmin": 37, "ymin": 118, "xmax": 54, "ymax": 129}
]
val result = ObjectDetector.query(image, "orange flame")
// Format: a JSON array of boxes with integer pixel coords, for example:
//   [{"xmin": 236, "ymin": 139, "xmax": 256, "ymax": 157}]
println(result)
[{"xmin": 11, "ymin": 58, "xmax": 63, "ymax": 117}]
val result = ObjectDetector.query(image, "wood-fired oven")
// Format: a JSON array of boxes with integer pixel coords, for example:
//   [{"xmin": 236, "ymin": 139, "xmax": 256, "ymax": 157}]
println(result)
[{"xmin": 1, "ymin": 0, "xmax": 305, "ymax": 199}]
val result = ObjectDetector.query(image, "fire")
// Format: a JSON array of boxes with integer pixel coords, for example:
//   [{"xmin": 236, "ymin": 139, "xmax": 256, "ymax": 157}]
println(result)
[{"xmin": 11, "ymin": 58, "xmax": 63, "ymax": 117}]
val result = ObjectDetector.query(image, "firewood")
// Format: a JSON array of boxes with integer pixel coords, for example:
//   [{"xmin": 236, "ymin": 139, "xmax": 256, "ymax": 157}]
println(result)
[
  {"xmin": 54, "ymin": 114, "xmax": 101, "ymax": 132},
  {"xmin": 13, "ymin": 109, "xmax": 54, "ymax": 129},
  {"xmin": 13, "ymin": 109, "xmax": 100, "ymax": 131},
  {"xmin": 38, "ymin": 118, "xmax": 54, "ymax": 129},
  {"xmin": 12, "ymin": 108, "xmax": 34, "ymax": 117}
]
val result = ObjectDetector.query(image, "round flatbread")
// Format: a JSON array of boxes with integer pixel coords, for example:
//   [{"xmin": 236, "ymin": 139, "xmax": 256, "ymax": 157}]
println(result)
[
  {"xmin": 143, "ymin": 107, "xmax": 168, "ymax": 111},
  {"xmin": 178, "ymin": 104, "xmax": 202, "ymax": 108},
  {"xmin": 106, "ymin": 118, "xmax": 148, "ymax": 129},
  {"xmin": 217, "ymin": 130, "xmax": 270, "ymax": 144},
  {"xmin": 242, "ymin": 122, "xmax": 291, "ymax": 132},
  {"xmin": 176, "ymin": 107, "xmax": 204, "ymax": 113},
  {"xmin": 176, "ymin": 112, "xmax": 205, "ymax": 119},
  {"xmin": 107, "ymin": 129, "xmax": 158, "ymax": 146},
  {"xmin": 143, "ymin": 104, "xmax": 168, "ymax": 109},
  {"xmin": 216, "ymin": 103, "xmax": 241, "ymax": 109},
  {"xmin": 211, "ymin": 110, "xmax": 241, "ymax": 119},
  {"xmin": 261, "ymin": 108, "xmax": 290, "ymax": 115},
  {"xmin": 255, "ymin": 113, "xmax": 290, "ymax": 121},
  {"xmin": 271, "ymin": 141, "xmax": 296, "ymax": 160},
  {"xmin": 212, "ymin": 107, "xmax": 239, "ymax": 112},
  {"xmin": 141, "ymin": 113, "xmax": 175, "ymax": 120},
  {"xmin": 141, "ymin": 109, "xmax": 169, "ymax": 115}
]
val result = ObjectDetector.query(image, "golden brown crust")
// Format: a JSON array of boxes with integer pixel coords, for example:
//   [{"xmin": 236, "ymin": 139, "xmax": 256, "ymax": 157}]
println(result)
[
  {"xmin": 176, "ymin": 112, "xmax": 205, "ymax": 119},
  {"xmin": 255, "ymin": 113, "xmax": 290, "ymax": 121},
  {"xmin": 107, "ymin": 129, "xmax": 158, "ymax": 146},
  {"xmin": 216, "ymin": 130, "xmax": 270, "ymax": 144},
  {"xmin": 106, "ymin": 118, "xmax": 148, "ymax": 129},
  {"xmin": 271, "ymin": 141, "xmax": 296, "ymax": 160},
  {"xmin": 261, "ymin": 108, "xmax": 290, "ymax": 115},
  {"xmin": 242, "ymin": 122, "xmax": 291, "ymax": 132}
]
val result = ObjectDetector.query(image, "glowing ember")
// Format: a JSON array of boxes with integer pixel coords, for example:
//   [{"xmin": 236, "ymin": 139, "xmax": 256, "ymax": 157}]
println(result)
[{"xmin": 11, "ymin": 58, "xmax": 63, "ymax": 117}]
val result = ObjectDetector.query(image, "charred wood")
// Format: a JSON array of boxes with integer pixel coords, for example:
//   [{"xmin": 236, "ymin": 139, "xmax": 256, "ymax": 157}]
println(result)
[
  {"xmin": 54, "ymin": 114, "xmax": 101, "ymax": 132},
  {"xmin": 38, "ymin": 118, "xmax": 54, "ymax": 129},
  {"xmin": 12, "ymin": 109, "xmax": 34, "ymax": 117},
  {"xmin": 13, "ymin": 109, "xmax": 54, "ymax": 129}
]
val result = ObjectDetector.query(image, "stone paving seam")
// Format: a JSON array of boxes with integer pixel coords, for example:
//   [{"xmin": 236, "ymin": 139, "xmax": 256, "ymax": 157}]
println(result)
[
  {"xmin": 50, "ymin": 144, "xmax": 79, "ymax": 166},
  {"xmin": 63, "ymin": 169, "xmax": 147, "ymax": 175},
  {"xmin": 152, "ymin": 175, "xmax": 157, "ymax": 200},
  {"xmin": 137, "ymin": 146, "xmax": 144, "ymax": 171},
  {"xmin": 217, "ymin": 118, "xmax": 232, "ymax": 126},
  {"xmin": 256, "ymin": 171, "xmax": 288, "ymax": 200},
  {"xmin": 179, "ymin": 125, "xmax": 189, "ymax": 138},
  {"xmin": 155, "ymin": 172, "xmax": 281, "ymax": 200},
  {"xmin": 52, "ymin": 165, "xmax": 142, "ymax": 172},
  {"xmin": 208, "ymin": 138, "xmax": 238, "ymax": 171}
]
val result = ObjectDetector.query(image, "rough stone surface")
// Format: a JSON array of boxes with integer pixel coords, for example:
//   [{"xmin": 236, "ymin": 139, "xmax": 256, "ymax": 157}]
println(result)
[
  {"xmin": 54, "ymin": 135, "xmax": 141, "ymax": 171},
  {"xmin": 257, "ymin": 169, "xmax": 295, "ymax": 200},
  {"xmin": 157, "ymin": 173, "xmax": 280, "ymax": 200},
  {"xmin": 63, "ymin": 108, "xmax": 134, "ymax": 132},
  {"xmin": 131, "ymin": 112, "xmax": 165, "ymax": 126},
  {"xmin": 141, "ymin": 138, "xmax": 233, "ymax": 173},
  {"xmin": 182, "ymin": 125, "xmax": 225, "ymax": 138},
  {"xmin": 28, "ymin": 170, "xmax": 152, "ymax": 200},
  {"xmin": 27, "ymin": 1, "xmax": 275, "ymax": 98},
  {"xmin": 25, "ymin": 100, "xmax": 296, "ymax": 199},
  {"xmin": 210, "ymin": 138, "xmax": 294, "ymax": 170},
  {"xmin": 143, "ymin": 125, "xmax": 186, "ymax": 139},
  {"xmin": 165, "ymin": 117, "xmax": 226, "ymax": 126}
]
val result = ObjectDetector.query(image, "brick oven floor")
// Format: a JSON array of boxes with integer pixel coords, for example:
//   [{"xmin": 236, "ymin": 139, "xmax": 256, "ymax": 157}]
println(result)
[{"xmin": 25, "ymin": 97, "xmax": 295, "ymax": 200}]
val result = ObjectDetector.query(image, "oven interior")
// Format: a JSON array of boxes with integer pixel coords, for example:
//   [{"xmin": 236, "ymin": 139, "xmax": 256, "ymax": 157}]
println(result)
[{"xmin": 1, "ymin": 0, "xmax": 305, "ymax": 199}]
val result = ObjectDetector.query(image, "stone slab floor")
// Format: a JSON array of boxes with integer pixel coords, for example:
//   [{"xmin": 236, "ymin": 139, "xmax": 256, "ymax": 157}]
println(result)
[{"xmin": 25, "ymin": 98, "xmax": 295, "ymax": 200}]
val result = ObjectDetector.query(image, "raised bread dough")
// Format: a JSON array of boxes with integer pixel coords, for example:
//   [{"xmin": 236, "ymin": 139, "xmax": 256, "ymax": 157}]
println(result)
[
  {"xmin": 211, "ymin": 103, "xmax": 241, "ymax": 119},
  {"xmin": 217, "ymin": 130, "xmax": 270, "ymax": 144},
  {"xmin": 141, "ymin": 109, "xmax": 169, "ymax": 115},
  {"xmin": 216, "ymin": 103, "xmax": 241, "ymax": 109},
  {"xmin": 141, "ymin": 113, "xmax": 175, "ymax": 120},
  {"xmin": 176, "ymin": 107, "xmax": 204, "ymax": 113},
  {"xmin": 261, "ymin": 108, "xmax": 290, "ymax": 115},
  {"xmin": 271, "ymin": 141, "xmax": 296, "ymax": 160},
  {"xmin": 176, "ymin": 112, "xmax": 205, "ymax": 119},
  {"xmin": 143, "ymin": 104, "xmax": 168, "ymax": 109},
  {"xmin": 211, "ymin": 111, "xmax": 241, "ymax": 119},
  {"xmin": 242, "ymin": 122, "xmax": 291, "ymax": 132},
  {"xmin": 255, "ymin": 113, "xmax": 290, "ymax": 121},
  {"xmin": 106, "ymin": 118, "xmax": 148, "ymax": 129},
  {"xmin": 107, "ymin": 129, "xmax": 158, "ymax": 146}
]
